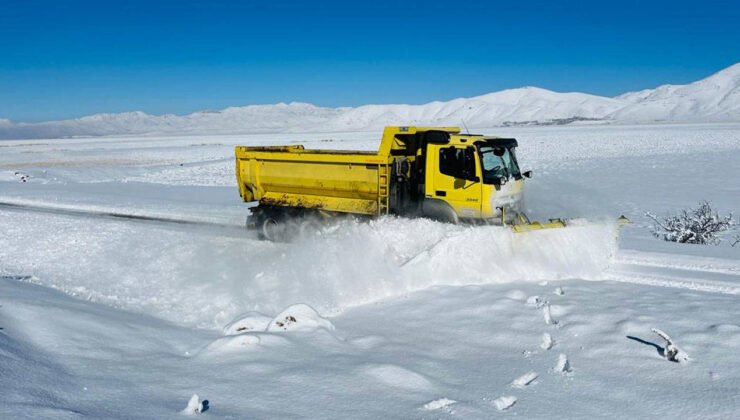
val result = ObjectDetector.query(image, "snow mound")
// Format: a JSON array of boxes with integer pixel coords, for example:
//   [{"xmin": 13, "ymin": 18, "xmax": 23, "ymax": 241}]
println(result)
[
  {"xmin": 205, "ymin": 333, "xmax": 263, "ymax": 353},
  {"xmin": 492, "ymin": 396, "xmax": 517, "ymax": 411},
  {"xmin": 541, "ymin": 333, "xmax": 554, "ymax": 350},
  {"xmin": 554, "ymin": 353, "xmax": 571, "ymax": 373},
  {"xmin": 422, "ymin": 397, "xmax": 457, "ymax": 411},
  {"xmin": 203, "ymin": 330, "xmax": 296, "ymax": 355},
  {"xmin": 205, "ymin": 305, "xmax": 334, "ymax": 354},
  {"xmin": 266, "ymin": 304, "xmax": 335, "ymax": 333},
  {"xmin": 223, "ymin": 312, "xmax": 272, "ymax": 336},
  {"xmin": 362, "ymin": 364, "xmax": 435, "ymax": 391},
  {"xmin": 181, "ymin": 394, "xmax": 208, "ymax": 415},
  {"xmin": 511, "ymin": 371, "xmax": 539, "ymax": 388}
]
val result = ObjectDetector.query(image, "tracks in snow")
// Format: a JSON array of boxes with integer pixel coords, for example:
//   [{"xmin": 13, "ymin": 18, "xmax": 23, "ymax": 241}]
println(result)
[
  {"xmin": 605, "ymin": 250, "xmax": 740, "ymax": 295},
  {"xmin": 0, "ymin": 200, "xmax": 245, "ymax": 233}
]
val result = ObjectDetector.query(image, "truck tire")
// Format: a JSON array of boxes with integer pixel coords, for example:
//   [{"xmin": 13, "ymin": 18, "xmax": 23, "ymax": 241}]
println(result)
[
  {"xmin": 421, "ymin": 199, "xmax": 459, "ymax": 224},
  {"xmin": 261, "ymin": 217, "xmax": 283, "ymax": 241}
]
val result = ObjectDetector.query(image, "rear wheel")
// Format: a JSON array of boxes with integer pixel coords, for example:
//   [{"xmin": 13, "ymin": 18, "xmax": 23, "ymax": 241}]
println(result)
[
  {"xmin": 261, "ymin": 216, "xmax": 288, "ymax": 242},
  {"xmin": 250, "ymin": 206, "xmax": 329, "ymax": 241},
  {"xmin": 298, "ymin": 218, "xmax": 322, "ymax": 237}
]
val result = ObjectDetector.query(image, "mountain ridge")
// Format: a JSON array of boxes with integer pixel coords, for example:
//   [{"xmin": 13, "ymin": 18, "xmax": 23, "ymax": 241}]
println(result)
[{"xmin": 1, "ymin": 63, "xmax": 738, "ymax": 139}]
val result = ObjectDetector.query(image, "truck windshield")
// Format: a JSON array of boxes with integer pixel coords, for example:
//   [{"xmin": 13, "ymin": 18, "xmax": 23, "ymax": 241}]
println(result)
[{"xmin": 478, "ymin": 145, "xmax": 521, "ymax": 184}]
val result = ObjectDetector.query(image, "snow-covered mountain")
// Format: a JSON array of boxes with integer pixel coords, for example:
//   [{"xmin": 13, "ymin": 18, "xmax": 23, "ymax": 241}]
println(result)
[
  {"xmin": 323, "ymin": 87, "xmax": 624, "ymax": 131},
  {"xmin": 612, "ymin": 63, "xmax": 740, "ymax": 122},
  {"xmin": 1, "ymin": 63, "xmax": 738, "ymax": 139}
]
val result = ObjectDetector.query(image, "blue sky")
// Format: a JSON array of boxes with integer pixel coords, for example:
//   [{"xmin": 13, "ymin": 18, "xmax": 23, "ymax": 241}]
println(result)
[{"xmin": 1, "ymin": 0, "xmax": 738, "ymax": 122}]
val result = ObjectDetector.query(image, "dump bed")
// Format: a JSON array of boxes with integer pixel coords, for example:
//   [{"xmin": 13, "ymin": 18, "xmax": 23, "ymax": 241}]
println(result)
[{"xmin": 235, "ymin": 145, "xmax": 393, "ymax": 216}]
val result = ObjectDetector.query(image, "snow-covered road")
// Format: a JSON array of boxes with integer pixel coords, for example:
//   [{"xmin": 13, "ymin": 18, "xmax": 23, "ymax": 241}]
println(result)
[{"xmin": 1, "ymin": 123, "xmax": 739, "ymax": 418}]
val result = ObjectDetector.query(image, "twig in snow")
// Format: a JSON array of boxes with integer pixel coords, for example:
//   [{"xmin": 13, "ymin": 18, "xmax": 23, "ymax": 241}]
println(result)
[{"xmin": 652, "ymin": 328, "xmax": 689, "ymax": 363}]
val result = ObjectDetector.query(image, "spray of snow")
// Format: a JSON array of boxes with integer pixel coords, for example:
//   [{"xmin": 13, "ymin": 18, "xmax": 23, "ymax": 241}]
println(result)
[
  {"xmin": 270, "ymin": 217, "xmax": 619, "ymax": 317},
  {"xmin": 1, "ymin": 209, "xmax": 619, "ymax": 328}
]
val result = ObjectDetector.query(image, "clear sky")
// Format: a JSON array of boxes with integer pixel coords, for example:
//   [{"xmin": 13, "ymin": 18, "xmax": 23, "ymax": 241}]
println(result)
[{"xmin": 1, "ymin": 0, "xmax": 738, "ymax": 122}]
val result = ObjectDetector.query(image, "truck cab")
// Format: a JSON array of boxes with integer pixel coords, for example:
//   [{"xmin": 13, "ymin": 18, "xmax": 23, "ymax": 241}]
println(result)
[
  {"xmin": 422, "ymin": 135, "xmax": 529, "ymax": 224},
  {"xmin": 382, "ymin": 127, "xmax": 529, "ymax": 224}
]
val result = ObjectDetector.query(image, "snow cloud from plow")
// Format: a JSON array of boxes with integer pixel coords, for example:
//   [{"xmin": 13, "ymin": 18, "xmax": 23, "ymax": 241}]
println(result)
[
  {"xmin": 276, "ymin": 218, "xmax": 619, "ymax": 312},
  {"xmin": 0, "ymin": 210, "xmax": 618, "ymax": 329}
]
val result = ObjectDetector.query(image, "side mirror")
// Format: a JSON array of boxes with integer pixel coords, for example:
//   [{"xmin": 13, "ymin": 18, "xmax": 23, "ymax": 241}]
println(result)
[{"xmin": 523, "ymin": 170, "xmax": 533, "ymax": 179}]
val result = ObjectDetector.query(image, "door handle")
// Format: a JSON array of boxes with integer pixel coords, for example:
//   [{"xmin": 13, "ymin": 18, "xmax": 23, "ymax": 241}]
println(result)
[{"xmin": 435, "ymin": 190, "xmax": 447, "ymax": 197}]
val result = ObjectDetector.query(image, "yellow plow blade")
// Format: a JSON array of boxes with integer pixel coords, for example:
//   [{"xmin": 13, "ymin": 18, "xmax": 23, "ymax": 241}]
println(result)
[
  {"xmin": 510, "ymin": 214, "xmax": 631, "ymax": 233},
  {"xmin": 511, "ymin": 220, "xmax": 568, "ymax": 233}
]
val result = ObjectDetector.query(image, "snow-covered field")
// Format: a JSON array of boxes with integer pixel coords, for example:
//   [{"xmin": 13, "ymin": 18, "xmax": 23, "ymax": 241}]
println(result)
[{"xmin": 1, "ymin": 123, "xmax": 740, "ymax": 418}]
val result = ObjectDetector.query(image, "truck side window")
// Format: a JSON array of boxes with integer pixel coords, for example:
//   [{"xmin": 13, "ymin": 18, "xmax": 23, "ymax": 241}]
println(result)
[{"xmin": 439, "ymin": 147, "xmax": 465, "ymax": 178}]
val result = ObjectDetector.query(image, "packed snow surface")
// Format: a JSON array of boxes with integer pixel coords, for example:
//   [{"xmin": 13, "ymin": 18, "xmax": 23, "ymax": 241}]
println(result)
[{"xmin": 2, "ymin": 123, "xmax": 740, "ymax": 418}]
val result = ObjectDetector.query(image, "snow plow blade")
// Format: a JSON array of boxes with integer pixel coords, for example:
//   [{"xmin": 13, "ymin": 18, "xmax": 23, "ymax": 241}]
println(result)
[
  {"xmin": 511, "ymin": 220, "xmax": 567, "ymax": 233},
  {"xmin": 510, "ymin": 215, "xmax": 631, "ymax": 233}
]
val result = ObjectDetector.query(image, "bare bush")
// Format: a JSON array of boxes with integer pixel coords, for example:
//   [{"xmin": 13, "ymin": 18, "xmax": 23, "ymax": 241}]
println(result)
[{"xmin": 646, "ymin": 201, "xmax": 734, "ymax": 245}]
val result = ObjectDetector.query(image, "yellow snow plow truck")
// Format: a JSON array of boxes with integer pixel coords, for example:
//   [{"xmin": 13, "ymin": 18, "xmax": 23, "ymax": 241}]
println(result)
[{"xmin": 235, "ymin": 126, "xmax": 568, "ymax": 240}]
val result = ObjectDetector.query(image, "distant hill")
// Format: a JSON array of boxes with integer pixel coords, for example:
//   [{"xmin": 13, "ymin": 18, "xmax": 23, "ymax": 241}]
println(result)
[{"xmin": 1, "ymin": 63, "xmax": 738, "ymax": 139}]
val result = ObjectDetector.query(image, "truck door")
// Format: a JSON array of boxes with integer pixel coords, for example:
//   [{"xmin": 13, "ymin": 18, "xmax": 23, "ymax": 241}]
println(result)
[{"xmin": 426, "ymin": 145, "xmax": 482, "ymax": 219}]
